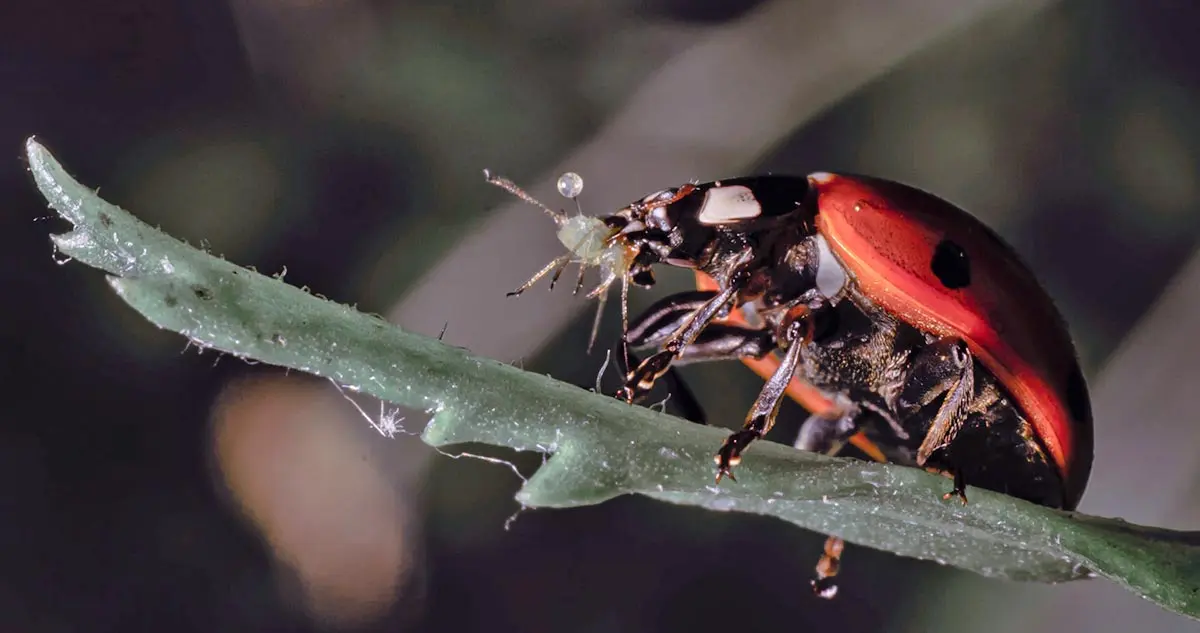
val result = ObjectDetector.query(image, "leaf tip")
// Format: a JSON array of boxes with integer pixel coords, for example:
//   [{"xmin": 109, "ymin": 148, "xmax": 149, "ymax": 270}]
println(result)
[{"xmin": 26, "ymin": 136, "xmax": 51, "ymax": 178}]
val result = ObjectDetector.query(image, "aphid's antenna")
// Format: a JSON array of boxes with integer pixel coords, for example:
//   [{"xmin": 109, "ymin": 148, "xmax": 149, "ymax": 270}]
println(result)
[{"xmin": 483, "ymin": 169, "xmax": 567, "ymax": 226}]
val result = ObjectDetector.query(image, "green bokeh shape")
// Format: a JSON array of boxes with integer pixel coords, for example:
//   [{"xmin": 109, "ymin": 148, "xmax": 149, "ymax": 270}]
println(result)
[{"xmin": 26, "ymin": 138, "xmax": 1200, "ymax": 620}]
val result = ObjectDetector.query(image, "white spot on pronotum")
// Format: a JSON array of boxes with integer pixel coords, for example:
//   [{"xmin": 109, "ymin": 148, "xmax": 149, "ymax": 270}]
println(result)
[
  {"xmin": 696, "ymin": 185, "xmax": 761, "ymax": 225},
  {"xmin": 808, "ymin": 171, "xmax": 835, "ymax": 185},
  {"xmin": 814, "ymin": 234, "xmax": 847, "ymax": 301}
]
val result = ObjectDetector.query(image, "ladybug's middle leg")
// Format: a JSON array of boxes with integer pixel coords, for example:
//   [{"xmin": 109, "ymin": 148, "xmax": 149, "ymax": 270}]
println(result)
[
  {"xmin": 899, "ymin": 337, "xmax": 975, "ymax": 502},
  {"xmin": 714, "ymin": 307, "xmax": 814, "ymax": 482}
]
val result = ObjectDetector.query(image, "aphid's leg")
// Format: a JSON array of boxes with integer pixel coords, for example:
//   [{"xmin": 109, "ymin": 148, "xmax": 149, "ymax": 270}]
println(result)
[
  {"xmin": 585, "ymin": 287, "xmax": 609, "ymax": 354},
  {"xmin": 507, "ymin": 255, "xmax": 570, "ymax": 297},
  {"xmin": 614, "ymin": 281, "xmax": 743, "ymax": 403},
  {"xmin": 715, "ymin": 307, "xmax": 815, "ymax": 482},
  {"xmin": 572, "ymin": 262, "xmax": 588, "ymax": 295},
  {"xmin": 547, "ymin": 257, "xmax": 573, "ymax": 290},
  {"xmin": 898, "ymin": 337, "xmax": 975, "ymax": 504}
]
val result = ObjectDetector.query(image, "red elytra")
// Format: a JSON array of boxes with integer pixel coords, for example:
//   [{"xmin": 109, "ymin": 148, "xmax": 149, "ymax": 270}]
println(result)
[{"xmin": 805, "ymin": 172, "xmax": 1093, "ymax": 507}]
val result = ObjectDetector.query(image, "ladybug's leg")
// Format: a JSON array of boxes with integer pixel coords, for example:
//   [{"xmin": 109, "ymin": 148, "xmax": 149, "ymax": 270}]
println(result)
[
  {"xmin": 793, "ymin": 410, "xmax": 857, "ymax": 599},
  {"xmin": 714, "ymin": 307, "xmax": 814, "ymax": 482},
  {"xmin": 793, "ymin": 398, "xmax": 859, "ymax": 454},
  {"xmin": 619, "ymin": 347, "xmax": 709, "ymax": 425},
  {"xmin": 625, "ymin": 291, "xmax": 720, "ymax": 349},
  {"xmin": 900, "ymin": 337, "xmax": 975, "ymax": 503},
  {"xmin": 622, "ymin": 290, "xmax": 777, "ymax": 424},
  {"xmin": 615, "ymin": 275, "xmax": 746, "ymax": 403}
]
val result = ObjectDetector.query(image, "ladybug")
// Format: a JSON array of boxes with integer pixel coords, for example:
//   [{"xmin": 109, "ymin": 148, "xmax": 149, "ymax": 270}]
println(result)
[{"xmin": 486, "ymin": 171, "xmax": 1094, "ymax": 593}]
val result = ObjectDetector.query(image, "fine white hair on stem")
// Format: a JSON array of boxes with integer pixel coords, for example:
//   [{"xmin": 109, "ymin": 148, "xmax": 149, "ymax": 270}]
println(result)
[{"xmin": 330, "ymin": 379, "xmax": 530, "ymax": 529}]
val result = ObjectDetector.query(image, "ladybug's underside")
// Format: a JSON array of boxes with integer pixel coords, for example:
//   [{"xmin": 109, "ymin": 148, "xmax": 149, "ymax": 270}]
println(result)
[
  {"xmin": 625, "ymin": 280, "xmax": 1065, "ymax": 510},
  {"xmin": 772, "ymin": 286, "xmax": 1063, "ymax": 508}
]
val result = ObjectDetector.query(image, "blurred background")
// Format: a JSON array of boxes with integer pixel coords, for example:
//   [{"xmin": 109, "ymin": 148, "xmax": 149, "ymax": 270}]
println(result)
[{"xmin": 3, "ymin": 0, "xmax": 1200, "ymax": 631}]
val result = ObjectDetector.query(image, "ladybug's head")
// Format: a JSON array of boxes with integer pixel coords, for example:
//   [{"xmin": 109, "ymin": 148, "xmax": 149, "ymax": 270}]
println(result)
[{"xmin": 600, "ymin": 182, "xmax": 703, "ymax": 285}]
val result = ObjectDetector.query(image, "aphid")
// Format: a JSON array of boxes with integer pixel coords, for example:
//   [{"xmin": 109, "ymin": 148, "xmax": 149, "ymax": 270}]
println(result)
[{"xmin": 484, "ymin": 169, "xmax": 639, "ymax": 352}]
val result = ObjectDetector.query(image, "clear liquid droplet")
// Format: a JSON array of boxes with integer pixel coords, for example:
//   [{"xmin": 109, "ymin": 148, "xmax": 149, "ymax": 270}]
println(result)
[{"xmin": 557, "ymin": 172, "xmax": 583, "ymax": 199}]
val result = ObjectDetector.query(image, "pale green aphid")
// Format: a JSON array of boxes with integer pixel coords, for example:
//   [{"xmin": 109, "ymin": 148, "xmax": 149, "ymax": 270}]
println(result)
[{"xmin": 483, "ymin": 170, "xmax": 636, "ymax": 351}]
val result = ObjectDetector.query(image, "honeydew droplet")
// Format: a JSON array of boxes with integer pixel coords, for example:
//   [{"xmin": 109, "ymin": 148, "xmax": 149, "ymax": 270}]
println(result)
[{"xmin": 557, "ymin": 172, "xmax": 583, "ymax": 199}]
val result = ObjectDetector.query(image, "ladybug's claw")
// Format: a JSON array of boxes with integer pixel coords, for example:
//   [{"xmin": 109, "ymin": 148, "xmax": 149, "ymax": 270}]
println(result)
[
  {"xmin": 943, "ymin": 487, "xmax": 968, "ymax": 505},
  {"xmin": 942, "ymin": 469, "xmax": 969, "ymax": 505},
  {"xmin": 714, "ymin": 430, "xmax": 758, "ymax": 483}
]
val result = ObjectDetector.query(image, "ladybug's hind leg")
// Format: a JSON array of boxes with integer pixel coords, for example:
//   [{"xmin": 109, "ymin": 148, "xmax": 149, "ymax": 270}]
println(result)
[
  {"xmin": 794, "ymin": 410, "xmax": 856, "ymax": 599},
  {"xmin": 793, "ymin": 396, "xmax": 859, "ymax": 455},
  {"xmin": 899, "ymin": 337, "xmax": 976, "ymax": 503},
  {"xmin": 794, "ymin": 398, "xmax": 891, "ymax": 600}
]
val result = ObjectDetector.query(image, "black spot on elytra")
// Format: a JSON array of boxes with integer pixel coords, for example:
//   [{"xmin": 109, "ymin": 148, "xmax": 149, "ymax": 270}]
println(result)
[
  {"xmin": 930, "ymin": 238, "xmax": 971, "ymax": 289},
  {"xmin": 98, "ymin": 212, "xmax": 112, "ymax": 228},
  {"xmin": 192, "ymin": 285, "xmax": 213, "ymax": 301},
  {"xmin": 164, "ymin": 295, "xmax": 178, "ymax": 308},
  {"xmin": 1065, "ymin": 364, "xmax": 1092, "ymax": 423}
]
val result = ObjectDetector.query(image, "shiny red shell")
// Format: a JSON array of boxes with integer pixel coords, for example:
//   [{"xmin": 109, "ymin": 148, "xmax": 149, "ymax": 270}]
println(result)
[{"xmin": 806, "ymin": 172, "xmax": 1092, "ymax": 507}]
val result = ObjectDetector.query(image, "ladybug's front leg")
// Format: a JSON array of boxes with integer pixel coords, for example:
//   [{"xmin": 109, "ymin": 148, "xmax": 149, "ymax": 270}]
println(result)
[
  {"xmin": 899, "ymin": 337, "xmax": 975, "ymax": 503},
  {"xmin": 619, "ymin": 347, "xmax": 709, "ymax": 425},
  {"xmin": 621, "ymin": 290, "xmax": 779, "ymax": 425},
  {"xmin": 715, "ymin": 306, "xmax": 815, "ymax": 482},
  {"xmin": 615, "ymin": 269, "xmax": 749, "ymax": 403},
  {"xmin": 625, "ymin": 291, "xmax": 776, "ymax": 365}
]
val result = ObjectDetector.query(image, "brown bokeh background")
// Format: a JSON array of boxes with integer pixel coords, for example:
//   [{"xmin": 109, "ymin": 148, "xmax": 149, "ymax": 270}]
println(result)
[{"xmin": 3, "ymin": 0, "xmax": 1200, "ymax": 631}]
